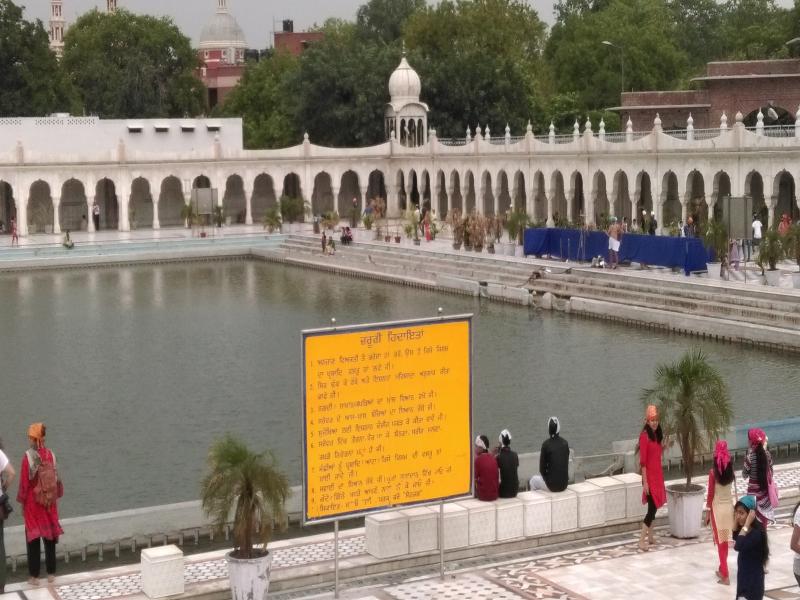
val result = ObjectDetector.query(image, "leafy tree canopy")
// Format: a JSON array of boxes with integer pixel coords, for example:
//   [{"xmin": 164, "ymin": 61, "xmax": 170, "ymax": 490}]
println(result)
[
  {"xmin": 219, "ymin": 50, "xmax": 299, "ymax": 149},
  {"xmin": 0, "ymin": 0, "xmax": 77, "ymax": 116},
  {"xmin": 62, "ymin": 9, "xmax": 204, "ymax": 118},
  {"xmin": 356, "ymin": 0, "xmax": 427, "ymax": 43},
  {"xmin": 287, "ymin": 19, "xmax": 401, "ymax": 147},
  {"xmin": 545, "ymin": 0, "xmax": 688, "ymax": 114},
  {"xmin": 405, "ymin": 0, "xmax": 547, "ymax": 137}
]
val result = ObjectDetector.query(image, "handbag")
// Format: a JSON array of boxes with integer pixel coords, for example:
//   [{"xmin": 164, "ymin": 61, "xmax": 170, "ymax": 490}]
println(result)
[{"xmin": 766, "ymin": 468, "xmax": 779, "ymax": 507}]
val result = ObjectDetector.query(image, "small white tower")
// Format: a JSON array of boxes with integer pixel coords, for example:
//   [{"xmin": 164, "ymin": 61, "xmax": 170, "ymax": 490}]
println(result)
[
  {"xmin": 49, "ymin": 0, "xmax": 66, "ymax": 58},
  {"xmin": 107, "ymin": 0, "xmax": 118, "ymax": 13},
  {"xmin": 385, "ymin": 52, "xmax": 429, "ymax": 147}
]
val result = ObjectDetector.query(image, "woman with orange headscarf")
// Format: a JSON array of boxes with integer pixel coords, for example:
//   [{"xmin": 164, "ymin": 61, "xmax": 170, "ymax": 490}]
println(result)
[
  {"xmin": 16, "ymin": 423, "xmax": 63, "ymax": 586},
  {"xmin": 638, "ymin": 405, "xmax": 666, "ymax": 551}
]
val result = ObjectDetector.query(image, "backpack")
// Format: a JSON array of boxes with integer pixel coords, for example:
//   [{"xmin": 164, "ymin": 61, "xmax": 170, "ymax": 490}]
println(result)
[{"xmin": 26, "ymin": 448, "xmax": 60, "ymax": 508}]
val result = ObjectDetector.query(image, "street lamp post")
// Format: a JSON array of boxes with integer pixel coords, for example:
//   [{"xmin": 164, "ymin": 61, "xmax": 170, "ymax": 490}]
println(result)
[{"xmin": 601, "ymin": 40, "xmax": 625, "ymax": 96}]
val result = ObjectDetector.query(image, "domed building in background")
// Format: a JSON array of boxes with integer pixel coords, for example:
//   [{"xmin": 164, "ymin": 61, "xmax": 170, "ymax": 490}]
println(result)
[
  {"xmin": 385, "ymin": 54, "xmax": 429, "ymax": 147},
  {"xmin": 197, "ymin": 0, "xmax": 248, "ymax": 109}
]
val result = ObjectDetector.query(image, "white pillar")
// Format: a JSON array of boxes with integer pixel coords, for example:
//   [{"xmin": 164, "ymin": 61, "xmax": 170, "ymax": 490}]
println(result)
[
  {"xmin": 386, "ymin": 184, "xmax": 399, "ymax": 218},
  {"xmin": 768, "ymin": 198, "xmax": 777, "ymax": 228},
  {"xmin": 52, "ymin": 195, "xmax": 61, "ymax": 234},
  {"xmin": 331, "ymin": 186, "xmax": 340, "ymax": 216},
  {"xmin": 153, "ymin": 199, "xmax": 160, "ymax": 230},
  {"xmin": 119, "ymin": 194, "xmax": 130, "ymax": 232},
  {"xmin": 546, "ymin": 187, "xmax": 555, "ymax": 227},
  {"xmin": 245, "ymin": 186, "xmax": 253, "ymax": 225},
  {"xmin": 87, "ymin": 195, "xmax": 96, "ymax": 232},
  {"xmin": 16, "ymin": 185, "xmax": 28, "ymax": 237},
  {"xmin": 461, "ymin": 177, "xmax": 471, "ymax": 214}
]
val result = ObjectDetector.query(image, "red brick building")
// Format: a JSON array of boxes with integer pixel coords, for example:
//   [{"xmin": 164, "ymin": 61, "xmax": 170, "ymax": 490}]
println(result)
[
  {"xmin": 197, "ymin": 0, "xmax": 248, "ymax": 109},
  {"xmin": 273, "ymin": 20, "xmax": 324, "ymax": 56},
  {"xmin": 612, "ymin": 59, "xmax": 800, "ymax": 130}
]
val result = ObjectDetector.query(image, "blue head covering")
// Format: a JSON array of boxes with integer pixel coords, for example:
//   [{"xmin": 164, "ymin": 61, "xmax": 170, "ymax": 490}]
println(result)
[{"xmin": 738, "ymin": 495, "xmax": 756, "ymax": 511}]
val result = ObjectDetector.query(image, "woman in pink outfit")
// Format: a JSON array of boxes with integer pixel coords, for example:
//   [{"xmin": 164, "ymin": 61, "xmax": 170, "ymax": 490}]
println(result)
[{"xmin": 17, "ymin": 423, "xmax": 63, "ymax": 586}]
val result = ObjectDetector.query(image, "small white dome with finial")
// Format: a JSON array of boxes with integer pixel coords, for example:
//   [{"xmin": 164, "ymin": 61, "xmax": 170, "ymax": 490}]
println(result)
[
  {"xmin": 573, "ymin": 119, "xmax": 580, "ymax": 134},
  {"xmin": 505, "ymin": 123, "xmax": 511, "ymax": 136},
  {"xmin": 585, "ymin": 117, "xmax": 592, "ymax": 132},
  {"xmin": 626, "ymin": 117, "xmax": 633, "ymax": 132},
  {"xmin": 549, "ymin": 121, "xmax": 555, "ymax": 135},
  {"xmin": 466, "ymin": 125, "xmax": 471, "ymax": 141},
  {"xmin": 721, "ymin": 111, "xmax": 729, "ymax": 129},
  {"xmin": 526, "ymin": 120, "xmax": 533, "ymax": 135},
  {"xmin": 388, "ymin": 52, "xmax": 422, "ymax": 103},
  {"xmin": 653, "ymin": 113, "xmax": 662, "ymax": 128},
  {"xmin": 687, "ymin": 113, "xmax": 694, "ymax": 127}
]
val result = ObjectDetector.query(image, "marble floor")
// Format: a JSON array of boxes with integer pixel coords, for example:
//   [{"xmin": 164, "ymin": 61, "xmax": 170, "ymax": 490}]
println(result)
[{"xmin": 325, "ymin": 517, "xmax": 799, "ymax": 600}]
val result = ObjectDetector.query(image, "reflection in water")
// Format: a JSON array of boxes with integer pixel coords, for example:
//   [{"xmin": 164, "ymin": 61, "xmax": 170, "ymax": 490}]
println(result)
[{"xmin": 0, "ymin": 261, "xmax": 797, "ymax": 518}]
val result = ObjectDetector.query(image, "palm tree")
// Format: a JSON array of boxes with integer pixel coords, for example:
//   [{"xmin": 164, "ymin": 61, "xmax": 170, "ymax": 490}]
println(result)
[
  {"xmin": 201, "ymin": 434, "xmax": 289, "ymax": 559},
  {"xmin": 641, "ymin": 349, "xmax": 732, "ymax": 489}
]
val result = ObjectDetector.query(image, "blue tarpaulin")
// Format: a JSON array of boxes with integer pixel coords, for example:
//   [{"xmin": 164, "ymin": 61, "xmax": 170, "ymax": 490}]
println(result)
[{"xmin": 523, "ymin": 228, "xmax": 709, "ymax": 274}]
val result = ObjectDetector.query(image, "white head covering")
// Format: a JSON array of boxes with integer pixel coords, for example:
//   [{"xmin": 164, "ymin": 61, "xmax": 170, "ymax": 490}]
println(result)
[
  {"xmin": 548, "ymin": 417, "xmax": 561, "ymax": 436},
  {"xmin": 499, "ymin": 429, "xmax": 512, "ymax": 446},
  {"xmin": 474, "ymin": 435, "xmax": 487, "ymax": 450}
]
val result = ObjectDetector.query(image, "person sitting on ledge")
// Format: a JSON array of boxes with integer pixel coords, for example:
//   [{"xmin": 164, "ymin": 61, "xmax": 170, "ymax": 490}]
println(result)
[
  {"xmin": 530, "ymin": 417, "xmax": 570, "ymax": 492},
  {"xmin": 474, "ymin": 434, "xmax": 498, "ymax": 502},
  {"xmin": 62, "ymin": 231, "xmax": 74, "ymax": 250},
  {"xmin": 495, "ymin": 429, "xmax": 519, "ymax": 498}
]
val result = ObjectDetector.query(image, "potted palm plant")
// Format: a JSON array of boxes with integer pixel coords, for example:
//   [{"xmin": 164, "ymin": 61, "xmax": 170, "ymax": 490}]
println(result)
[
  {"xmin": 506, "ymin": 208, "xmax": 530, "ymax": 256},
  {"xmin": 448, "ymin": 209, "xmax": 464, "ymax": 250},
  {"xmin": 641, "ymin": 349, "xmax": 732, "ymax": 538},
  {"xmin": 702, "ymin": 219, "xmax": 728, "ymax": 279},
  {"xmin": 756, "ymin": 226, "xmax": 785, "ymax": 286},
  {"xmin": 201, "ymin": 434, "xmax": 289, "ymax": 600},
  {"xmin": 784, "ymin": 222, "xmax": 800, "ymax": 288},
  {"xmin": 262, "ymin": 207, "xmax": 282, "ymax": 233}
]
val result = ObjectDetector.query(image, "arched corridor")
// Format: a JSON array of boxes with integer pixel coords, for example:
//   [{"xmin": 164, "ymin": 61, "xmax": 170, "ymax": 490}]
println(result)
[
  {"xmin": 160, "ymin": 176, "xmax": 185, "ymax": 228},
  {"xmin": 60, "ymin": 179, "xmax": 87, "ymax": 232}
]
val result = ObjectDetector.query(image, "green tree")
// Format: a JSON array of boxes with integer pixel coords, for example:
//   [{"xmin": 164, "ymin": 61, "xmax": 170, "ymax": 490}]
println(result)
[
  {"xmin": 220, "ymin": 51, "xmax": 300, "ymax": 148},
  {"xmin": 716, "ymin": 0, "xmax": 791, "ymax": 60},
  {"xmin": 405, "ymin": 0, "xmax": 547, "ymax": 137},
  {"xmin": 666, "ymin": 0, "xmax": 724, "ymax": 74},
  {"xmin": 62, "ymin": 9, "xmax": 204, "ymax": 118},
  {"xmin": 356, "ymin": 0, "xmax": 426, "ymax": 43},
  {"xmin": 545, "ymin": 0, "xmax": 688, "ymax": 115},
  {"xmin": 288, "ymin": 20, "xmax": 401, "ymax": 147},
  {"xmin": 0, "ymin": 0, "xmax": 76, "ymax": 116},
  {"xmin": 640, "ymin": 349, "xmax": 732, "ymax": 487}
]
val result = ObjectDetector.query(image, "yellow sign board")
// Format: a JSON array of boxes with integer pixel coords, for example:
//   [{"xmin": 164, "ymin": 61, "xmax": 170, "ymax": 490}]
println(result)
[{"xmin": 302, "ymin": 316, "xmax": 473, "ymax": 524}]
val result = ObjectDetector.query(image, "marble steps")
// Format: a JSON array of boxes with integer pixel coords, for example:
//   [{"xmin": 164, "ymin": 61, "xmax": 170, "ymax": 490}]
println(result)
[
  {"xmin": 546, "ymin": 271, "xmax": 800, "ymax": 319},
  {"xmin": 530, "ymin": 277, "xmax": 800, "ymax": 331},
  {"xmin": 279, "ymin": 239, "xmax": 534, "ymax": 285}
]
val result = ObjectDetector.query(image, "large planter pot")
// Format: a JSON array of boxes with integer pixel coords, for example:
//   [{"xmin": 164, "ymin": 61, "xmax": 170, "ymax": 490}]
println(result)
[
  {"xmin": 227, "ymin": 551, "xmax": 273, "ymax": 600},
  {"xmin": 792, "ymin": 272, "xmax": 800, "ymax": 288},
  {"xmin": 665, "ymin": 483, "xmax": 705, "ymax": 539},
  {"xmin": 765, "ymin": 269, "xmax": 781, "ymax": 286},
  {"xmin": 704, "ymin": 262, "xmax": 721, "ymax": 280}
]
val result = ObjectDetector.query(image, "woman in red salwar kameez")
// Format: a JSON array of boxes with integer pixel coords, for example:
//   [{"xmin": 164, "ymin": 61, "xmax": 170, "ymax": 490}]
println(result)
[
  {"xmin": 638, "ymin": 405, "xmax": 666, "ymax": 552},
  {"xmin": 17, "ymin": 423, "xmax": 63, "ymax": 586}
]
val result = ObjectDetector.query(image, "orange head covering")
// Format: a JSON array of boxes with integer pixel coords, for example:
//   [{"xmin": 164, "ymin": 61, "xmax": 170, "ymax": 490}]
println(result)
[
  {"xmin": 28, "ymin": 422, "xmax": 46, "ymax": 447},
  {"xmin": 645, "ymin": 405, "xmax": 658, "ymax": 421}
]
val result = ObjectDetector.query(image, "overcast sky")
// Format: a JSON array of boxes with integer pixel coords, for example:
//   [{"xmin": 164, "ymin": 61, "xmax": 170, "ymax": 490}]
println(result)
[{"xmin": 21, "ymin": 0, "xmax": 557, "ymax": 47}]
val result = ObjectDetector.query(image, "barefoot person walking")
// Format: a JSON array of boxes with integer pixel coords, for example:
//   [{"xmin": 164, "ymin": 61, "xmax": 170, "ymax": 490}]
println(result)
[
  {"xmin": 638, "ymin": 405, "xmax": 666, "ymax": 551},
  {"xmin": 705, "ymin": 440, "xmax": 735, "ymax": 585}
]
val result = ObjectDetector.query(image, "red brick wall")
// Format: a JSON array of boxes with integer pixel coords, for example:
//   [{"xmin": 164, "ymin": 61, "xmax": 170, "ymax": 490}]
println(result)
[{"xmin": 274, "ymin": 32, "xmax": 324, "ymax": 56}]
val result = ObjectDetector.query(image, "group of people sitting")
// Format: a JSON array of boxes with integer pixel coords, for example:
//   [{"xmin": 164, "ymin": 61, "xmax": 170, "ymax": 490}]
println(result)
[{"xmin": 474, "ymin": 417, "xmax": 570, "ymax": 502}]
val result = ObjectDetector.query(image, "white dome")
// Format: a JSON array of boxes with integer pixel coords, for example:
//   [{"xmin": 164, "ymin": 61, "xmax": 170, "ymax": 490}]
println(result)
[
  {"xmin": 388, "ymin": 56, "xmax": 422, "ymax": 103},
  {"xmin": 199, "ymin": 8, "xmax": 247, "ymax": 50}
]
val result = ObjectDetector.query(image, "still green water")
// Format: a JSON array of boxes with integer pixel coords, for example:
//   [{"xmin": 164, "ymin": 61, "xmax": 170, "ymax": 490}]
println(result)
[{"xmin": 1, "ymin": 260, "xmax": 797, "ymax": 517}]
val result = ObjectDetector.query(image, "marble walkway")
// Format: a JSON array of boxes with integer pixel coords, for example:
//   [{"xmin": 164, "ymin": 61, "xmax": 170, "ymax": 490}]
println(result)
[{"xmin": 2, "ymin": 464, "xmax": 798, "ymax": 600}]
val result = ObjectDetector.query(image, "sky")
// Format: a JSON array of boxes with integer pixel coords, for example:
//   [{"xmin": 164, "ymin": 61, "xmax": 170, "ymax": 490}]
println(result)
[{"xmin": 21, "ymin": 0, "xmax": 558, "ymax": 48}]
